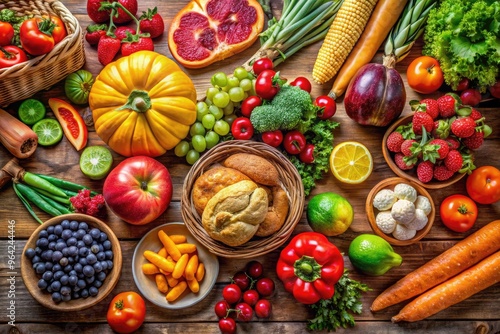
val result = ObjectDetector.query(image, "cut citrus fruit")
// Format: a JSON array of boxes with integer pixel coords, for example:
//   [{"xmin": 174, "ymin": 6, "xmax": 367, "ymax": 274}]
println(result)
[
  {"xmin": 48, "ymin": 98, "xmax": 88, "ymax": 151},
  {"xmin": 18, "ymin": 99, "xmax": 46, "ymax": 125},
  {"xmin": 32, "ymin": 118, "xmax": 63, "ymax": 146},
  {"xmin": 168, "ymin": 0, "xmax": 265, "ymax": 68},
  {"xmin": 330, "ymin": 141, "xmax": 373, "ymax": 184},
  {"xmin": 79, "ymin": 146, "xmax": 113, "ymax": 180}
]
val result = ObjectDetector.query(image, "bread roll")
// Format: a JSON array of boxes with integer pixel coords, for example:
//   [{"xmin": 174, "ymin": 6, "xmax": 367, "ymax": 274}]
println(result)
[
  {"xmin": 223, "ymin": 153, "xmax": 279, "ymax": 186},
  {"xmin": 255, "ymin": 186, "xmax": 289, "ymax": 237}
]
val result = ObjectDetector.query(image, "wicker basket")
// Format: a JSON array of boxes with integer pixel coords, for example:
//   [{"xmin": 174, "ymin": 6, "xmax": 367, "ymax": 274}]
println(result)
[
  {"xmin": 181, "ymin": 140, "xmax": 305, "ymax": 259},
  {"xmin": 0, "ymin": 0, "xmax": 85, "ymax": 107}
]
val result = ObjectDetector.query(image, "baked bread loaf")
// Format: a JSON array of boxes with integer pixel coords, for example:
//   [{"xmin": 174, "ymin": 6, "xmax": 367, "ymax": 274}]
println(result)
[
  {"xmin": 223, "ymin": 153, "xmax": 279, "ymax": 186},
  {"xmin": 202, "ymin": 180, "xmax": 268, "ymax": 246},
  {"xmin": 255, "ymin": 186, "xmax": 290, "ymax": 237},
  {"xmin": 192, "ymin": 166, "xmax": 251, "ymax": 215}
]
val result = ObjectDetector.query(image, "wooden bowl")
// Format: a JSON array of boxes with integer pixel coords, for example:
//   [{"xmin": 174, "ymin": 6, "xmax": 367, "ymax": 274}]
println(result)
[
  {"xmin": 181, "ymin": 140, "xmax": 305, "ymax": 259},
  {"xmin": 21, "ymin": 214, "xmax": 122, "ymax": 311},
  {"xmin": 365, "ymin": 177, "xmax": 435, "ymax": 246},
  {"xmin": 382, "ymin": 114, "xmax": 465, "ymax": 189}
]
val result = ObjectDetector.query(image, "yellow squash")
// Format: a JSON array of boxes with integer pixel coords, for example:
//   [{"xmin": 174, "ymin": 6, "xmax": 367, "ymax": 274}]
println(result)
[{"xmin": 89, "ymin": 51, "xmax": 197, "ymax": 157}]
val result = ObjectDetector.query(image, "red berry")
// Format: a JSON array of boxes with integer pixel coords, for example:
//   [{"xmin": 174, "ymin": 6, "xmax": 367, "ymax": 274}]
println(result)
[
  {"xmin": 394, "ymin": 153, "xmax": 414, "ymax": 170},
  {"xmin": 419, "ymin": 98, "xmax": 439, "ymax": 119},
  {"xmin": 451, "ymin": 117, "xmax": 476, "ymax": 138},
  {"xmin": 139, "ymin": 7, "xmax": 165, "ymax": 39},
  {"xmin": 412, "ymin": 112, "xmax": 434, "ymax": 135},
  {"xmin": 417, "ymin": 161, "xmax": 434, "ymax": 183},
  {"xmin": 460, "ymin": 88, "xmax": 481, "ymax": 106},
  {"xmin": 444, "ymin": 150, "xmax": 463, "ymax": 173},
  {"xmin": 433, "ymin": 165, "xmax": 455, "ymax": 181},
  {"xmin": 437, "ymin": 94, "xmax": 457, "ymax": 118},
  {"xmin": 470, "ymin": 108, "xmax": 482, "ymax": 120},
  {"xmin": 462, "ymin": 131, "xmax": 484, "ymax": 150},
  {"xmin": 386, "ymin": 131, "xmax": 404, "ymax": 153},
  {"xmin": 429, "ymin": 139, "xmax": 450, "ymax": 160},
  {"xmin": 401, "ymin": 139, "xmax": 416, "ymax": 157},
  {"xmin": 445, "ymin": 137, "xmax": 460, "ymax": 150}
]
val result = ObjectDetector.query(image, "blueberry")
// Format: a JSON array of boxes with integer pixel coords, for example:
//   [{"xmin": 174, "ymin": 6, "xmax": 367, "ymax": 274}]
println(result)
[
  {"xmin": 51, "ymin": 251, "xmax": 63, "ymax": 262},
  {"xmin": 62, "ymin": 247, "xmax": 69, "ymax": 257},
  {"xmin": 48, "ymin": 234, "xmax": 58, "ymax": 242},
  {"xmin": 100, "ymin": 261, "xmax": 108, "ymax": 271},
  {"xmin": 96, "ymin": 271, "xmax": 107, "ymax": 282},
  {"xmin": 67, "ymin": 257, "xmax": 75, "ymax": 265},
  {"xmin": 36, "ymin": 238, "xmax": 49, "ymax": 248},
  {"xmin": 41, "ymin": 250, "xmax": 53, "ymax": 261},
  {"xmin": 67, "ymin": 237, "xmax": 78, "ymax": 247},
  {"xmin": 54, "ymin": 224, "xmax": 63, "ymax": 236},
  {"xmin": 83, "ymin": 265, "xmax": 95, "ymax": 277},
  {"xmin": 47, "ymin": 225, "xmax": 55, "ymax": 234},
  {"xmin": 52, "ymin": 264, "xmax": 62, "ymax": 272},
  {"xmin": 72, "ymin": 291, "xmax": 80, "ymax": 299},
  {"xmin": 68, "ymin": 270, "xmax": 77, "ymax": 277},
  {"xmin": 106, "ymin": 260, "xmax": 113, "ymax": 269},
  {"xmin": 79, "ymin": 258, "xmax": 87, "ymax": 266},
  {"xmin": 60, "ymin": 275, "xmax": 69, "ymax": 285},
  {"xmin": 75, "ymin": 229, "xmax": 86, "ymax": 240},
  {"xmin": 38, "ymin": 230, "xmax": 48, "ymax": 239},
  {"xmin": 93, "ymin": 280, "xmax": 103, "ymax": 288},
  {"xmin": 93, "ymin": 262, "xmax": 103, "ymax": 273},
  {"xmin": 61, "ymin": 294, "xmax": 71, "ymax": 302},
  {"xmin": 102, "ymin": 240, "xmax": 112, "ymax": 250},
  {"xmin": 89, "ymin": 228, "xmax": 100, "ymax": 240},
  {"xmin": 77, "ymin": 273, "xmax": 84, "ymax": 279},
  {"xmin": 80, "ymin": 289, "xmax": 89, "ymax": 298},
  {"xmin": 47, "ymin": 286, "xmax": 53, "ymax": 293},
  {"xmin": 35, "ymin": 264, "xmax": 46, "ymax": 274},
  {"xmin": 104, "ymin": 251, "xmax": 113, "ymax": 260},
  {"xmin": 44, "ymin": 262, "xmax": 53, "ymax": 272},
  {"xmin": 25, "ymin": 248, "xmax": 36, "ymax": 259},
  {"xmin": 99, "ymin": 232, "xmax": 108, "ymax": 242},
  {"xmin": 68, "ymin": 275, "xmax": 78, "ymax": 286},
  {"xmin": 62, "ymin": 229, "xmax": 73, "ymax": 240},
  {"xmin": 50, "ymin": 281, "xmax": 61, "ymax": 292},
  {"xmin": 77, "ymin": 279, "xmax": 86, "ymax": 289},
  {"xmin": 38, "ymin": 279, "xmax": 48, "ymax": 290},
  {"xmin": 63, "ymin": 265, "xmax": 73, "ymax": 273},
  {"xmin": 90, "ymin": 244, "xmax": 99, "ymax": 254},
  {"xmin": 55, "ymin": 242, "xmax": 66, "ymax": 251},
  {"xmin": 60, "ymin": 286, "xmax": 72, "ymax": 296},
  {"xmin": 34, "ymin": 247, "xmax": 42, "ymax": 255},
  {"xmin": 42, "ymin": 271, "xmax": 53, "ymax": 281},
  {"xmin": 86, "ymin": 254, "xmax": 97, "ymax": 265},
  {"xmin": 70, "ymin": 220, "xmax": 79, "ymax": 231},
  {"xmin": 53, "ymin": 270, "xmax": 65, "ymax": 281},
  {"xmin": 59, "ymin": 257, "xmax": 69, "ymax": 267},
  {"xmin": 68, "ymin": 246, "xmax": 78, "ymax": 257},
  {"xmin": 48, "ymin": 241, "xmax": 56, "ymax": 250},
  {"xmin": 74, "ymin": 263, "xmax": 83, "ymax": 273},
  {"xmin": 78, "ymin": 222, "xmax": 89, "ymax": 231},
  {"xmin": 89, "ymin": 286, "xmax": 98, "ymax": 297},
  {"xmin": 85, "ymin": 276, "xmax": 95, "ymax": 285},
  {"xmin": 76, "ymin": 240, "xmax": 85, "ymax": 248},
  {"xmin": 61, "ymin": 220, "xmax": 70, "ymax": 229},
  {"xmin": 82, "ymin": 234, "xmax": 93, "ymax": 246},
  {"xmin": 51, "ymin": 292, "xmax": 62, "ymax": 303},
  {"xmin": 79, "ymin": 247, "xmax": 89, "ymax": 257}
]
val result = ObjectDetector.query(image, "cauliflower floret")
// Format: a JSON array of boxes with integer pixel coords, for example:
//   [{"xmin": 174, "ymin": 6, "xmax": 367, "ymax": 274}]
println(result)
[
  {"xmin": 404, "ymin": 208, "xmax": 428, "ymax": 231},
  {"xmin": 414, "ymin": 195, "xmax": 432, "ymax": 215},
  {"xmin": 391, "ymin": 199, "xmax": 416, "ymax": 224},
  {"xmin": 373, "ymin": 189, "xmax": 397, "ymax": 211},
  {"xmin": 394, "ymin": 183, "xmax": 417, "ymax": 202},
  {"xmin": 376, "ymin": 211, "xmax": 397, "ymax": 234},
  {"xmin": 393, "ymin": 223, "xmax": 417, "ymax": 240}
]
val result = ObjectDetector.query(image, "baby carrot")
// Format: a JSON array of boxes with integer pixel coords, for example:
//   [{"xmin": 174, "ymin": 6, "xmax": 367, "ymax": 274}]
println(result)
[
  {"xmin": 187, "ymin": 278, "xmax": 200, "ymax": 293},
  {"xmin": 142, "ymin": 263, "xmax": 160, "ymax": 275},
  {"xmin": 157, "ymin": 247, "xmax": 167, "ymax": 258},
  {"xmin": 392, "ymin": 251, "xmax": 500, "ymax": 322},
  {"xmin": 196, "ymin": 262, "xmax": 205, "ymax": 282},
  {"xmin": 158, "ymin": 230, "xmax": 182, "ymax": 261},
  {"xmin": 176, "ymin": 243, "xmax": 197, "ymax": 254},
  {"xmin": 169, "ymin": 235, "xmax": 187, "ymax": 244},
  {"xmin": 155, "ymin": 274, "xmax": 169, "ymax": 294},
  {"xmin": 165, "ymin": 274, "xmax": 179, "ymax": 288},
  {"xmin": 166, "ymin": 281, "xmax": 188, "ymax": 302},
  {"xmin": 172, "ymin": 253, "xmax": 189, "ymax": 279},
  {"xmin": 143, "ymin": 250, "xmax": 175, "ymax": 273},
  {"xmin": 184, "ymin": 254, "xmax": 199, "ymax": 281}
]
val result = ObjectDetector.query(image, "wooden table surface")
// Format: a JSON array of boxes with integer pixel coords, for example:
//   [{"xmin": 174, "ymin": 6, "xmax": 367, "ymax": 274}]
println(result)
[{"xmin": 1, "ymin": 1, "xmax": 499, "ymax": 333}]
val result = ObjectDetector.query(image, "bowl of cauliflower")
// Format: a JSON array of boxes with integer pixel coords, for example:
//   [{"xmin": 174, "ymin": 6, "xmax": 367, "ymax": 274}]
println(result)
[{"xmin": 365, "ymin": 177, "xmax": 435, "ymax": 246}]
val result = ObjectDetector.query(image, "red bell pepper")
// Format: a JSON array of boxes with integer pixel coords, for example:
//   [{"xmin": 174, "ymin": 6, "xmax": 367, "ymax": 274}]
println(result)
[{"xmin": 276, "ymin": 232, "xmax": 344, "ymax": 304}]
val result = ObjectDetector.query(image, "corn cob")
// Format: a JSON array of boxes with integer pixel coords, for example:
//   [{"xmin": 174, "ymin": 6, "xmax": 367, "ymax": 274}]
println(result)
[{"xmin": 312, "ymin": 0, "xmax": 379, "ymax": 84}]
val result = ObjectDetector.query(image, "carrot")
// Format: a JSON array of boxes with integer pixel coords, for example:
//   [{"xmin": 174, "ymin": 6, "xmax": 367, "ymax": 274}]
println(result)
[
  {"xmin": 169, "ymin": 234, "xmax": 187, "ymax": 244},
  {"xmin": 155, "ymin": 274, "xmax": 169, "ymax": 294},
  {"xmin": 158, "ymin": 230, "xmax": 182, "ymax": 261},
  {"xmin": 142, "ymin": 263, "xmax": 160, "ymax": 275},
  {"xmin": 329, "ymin": 0, "xmax": 409, "ymax": 99},
  {"xmin": 371, "ymin": 220, "xmax": 500, "ymax": 312},
  {"xmin": 166, "ymin": 281, "xmax": 188, "ymax": 302},
  {"xmin": 196, "ymin": 262, "xmax": 205, "ymax": 282},
  {"xmin": 172, "ymin": 253, "xmax": 189, "ymax": 279},
  {"xmin": 392, "ymin": 251, "xmax": 500, "ymax": 322},
  {"xmin": 165, "ymin": 274, "xmax": 179, "ymax": 288},
  {"xmin": 187, "ymin": 278, "xmax": 200, "ymax": 293},
  {"xmin": 143, "ymin": 250, "xmax": 175, "ymax": 273},
  {"xmin": 176, "ymin": 243, "xmax": 197, "ymax": 254},
  {"xmin": 157, "ymin": 247, "xmax": 168, "ymax": 258},
  {"xmin": 184, "ymin": 254, "xmax": 199, "ymax": 281}
]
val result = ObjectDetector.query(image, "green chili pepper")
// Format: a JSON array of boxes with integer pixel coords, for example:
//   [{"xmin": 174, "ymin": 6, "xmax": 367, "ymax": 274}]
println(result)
[
  {"xmin": 59, "ymin": 188, "xmax": 78, "ymax": 198},
  {"xmin": 31, "ymin": 187, "xmax": 71, "ymax": 204},
  {"xmin": 35, "ymin": 191, "xmax": 72, "ymax": 215},
  {"xmin": 35, "ymin": 173, "xmax": 98, "ymax": 196},
  {"xmin": 23, "ymin": 172, "xmax": 68, "ymax": 199},
  {"xmin": 13, "ymin": 183, "xmax": 43, "ymax": 224},
  {"xmin": 15, "ymin": 183, "xmax": 63, "ymax": 217}
]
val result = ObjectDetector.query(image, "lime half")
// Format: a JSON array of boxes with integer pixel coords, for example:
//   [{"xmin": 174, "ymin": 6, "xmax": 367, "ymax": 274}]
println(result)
[
  {"xmin": 18, "ymin": 99, "xmax": 46, "ymax": 125},
  {"xmin": 79, "ymin": 146, "xmax": 113, "ymax": 180},
  {"xmin": 32, "ymin": 118, "xmax": 63, "ymax": 146}
]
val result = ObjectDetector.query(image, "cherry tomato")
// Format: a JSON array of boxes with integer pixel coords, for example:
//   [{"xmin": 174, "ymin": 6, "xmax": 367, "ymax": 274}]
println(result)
[
  {"xmin": 240, "ymin": 95, "xmax": 262, "ymax": 117},
  {"xmin": 232, "ymin": 271, "xmax": 251, "ymax": 291},
  {"xmin": 256, "ymin": 277, "xmax": 275, "ymax": 297},
  {"xmin": 214, "ymin": 300, "xmax": 231, "ymax": 319},
  {"xmin": 218, "ymin": 317, "xmax": 237, "ymax": 334},
  {"xmin": 242, "ymin": 289, "xmax": 260, "ymax": 307},
  {"xmin": 466, "ymin": 166, "xmax": 500, "ymax": 204},
  {"xmin": 231, "ymin": 117, "xmax": 254, "ymax": 140},
  {"xmin": 456, "ymin": 78, "xmax": 471, "ymax": 92},
  {"xmin": 299, "ymin": 143, "xmax": 315, "ymax": 164},
  {"xmin": 254, "ymin": 299, "xmax": 272, "ymax": 319},
  {"xmin": 20, "ymin": 17, "xmax": 56, "ymax": 56},
  {"xmin": 45, "ymin": 15, "xmax": 67, "ymax": 44},
  {"xmin": 460, "ymin": 88, "xmax": 482, "ymax": 106},
  {"xmin": 314, "ymin": 95, "xmax": 336, "ymax": 120},
  {"xmin": 0, "ymin": 22, "xmax": 14, "ymax": 46},
  {"xmin": 489, "ymin": 80, "xmax": 500, "ymax": 99},
  {"xmin": 222, "ymin": 283, "xmax": 242, "ymax": 304},
  {"xmin": 106, "ymin": 291, "xmax": 146, "ymax": 334},
  {"xmin": 440, "ymin": 194, "xmax": 478, "ymax": 233},
  {"xmin": 261, "ymin": 130, "xmax": 283, "ymax": 147},
  {"xmin": 283, "ymin": 130, "xmax": 307, "ymax": 155},
  {"xmin": 290, "ymin": 76, "xmax": 312, "ymax": 93},
  {"xmin": 235, "ymin": 302, "xmax": 254, "ymax": 322},
  {"xmin": 255, "ymin": 69, "xmax": 280, "ymax": 100},
  {"xmin": 0, "ymin": 45, "xmax": 28, "ymax": 69},
  {"xmin": 246, "ymin": 260, "xmax": 263, "ymax": 279},
  {"xmin": 252, "ymin": 57, "xmax": 273, "ymax": 75},
  {"xmin": 406, "ymin": 56, "xmax": 444, "ymax": 94}
]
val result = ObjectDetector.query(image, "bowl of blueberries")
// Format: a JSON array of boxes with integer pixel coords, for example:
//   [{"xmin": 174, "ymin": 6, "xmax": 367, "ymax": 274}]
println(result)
[{"xmin": 21, "ymin": 213, "xmax": 122, "ymax": 311}]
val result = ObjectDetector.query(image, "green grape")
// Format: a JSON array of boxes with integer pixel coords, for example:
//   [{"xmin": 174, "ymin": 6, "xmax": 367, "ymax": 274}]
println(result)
[
  {"xmin": 190, "ymin": 122, "xmax": 206, "ymax": 136},
  {"xmin": 209, "ymin": 104, "xmax": 224, "ymax": 120},
  {"xmin": 223, "ymin": 101, "xmax": 235, "ymax": 115},
  {"xmin": 205, "ymin": 131, "xmax": 220, "ymax": 149},
  {"xmin": 191, "ymin": 134, "xmax": 207, "ymax": 152},
  {"xmin": 226, "ymin": 76, "xmax": 240, "ymax": 89},
  {"xmin": 211, "ymin": 72, "xmax": 228, "ymax": 87},
  {"xmin": 239, "ymin": 78, "xmax": 253, "ymax": 92},
  {"xmin": 223, "ymin": 114, "xmax": 237, "ymax": 127},
  {"xmin": 214, "ymin": 120, "xmax": 230, "ymax": 136},
  {"xmin": 174, "ymin": 140, "xmax": 190, "ymax": 157},
  {"xmin": 202, "ymin": 113, "xmax": 216, "ymax": 129},
  {"xmin": 228, "ymin": 87, "xmax": 245, "ymax": 103},
  {"xmin": 186, "ymin": 149, "xmax": 200, "ymax": 165},
  {"xmin": 206, "ymin": 87, "xmax": 219, "ymax": 101},
  {"xmin": 213, "ymin": 91, "xmax": 230, "ymax": 108},
  {"xmin": 197, "ymin": 103, "xmax": 210, "ymax": 122},
  {"xmin": 233, "ymin": 67, "xmax": 249, "ymax": 81}
]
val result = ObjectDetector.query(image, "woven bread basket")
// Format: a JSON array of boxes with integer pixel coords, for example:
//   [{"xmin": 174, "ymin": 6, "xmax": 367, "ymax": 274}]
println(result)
[
  {"xmin": 0, "ymin": 0, "xmax": 85, "ymax": 107},
  {"xmin": 181, "ymin": 140, "xmax": 305, "ymax": 259}
]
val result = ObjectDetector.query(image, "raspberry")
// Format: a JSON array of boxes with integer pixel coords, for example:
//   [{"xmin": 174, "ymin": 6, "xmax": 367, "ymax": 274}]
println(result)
[
  {"xmin": 386, "ymin": 131, "xmax": 404, "ymax": 153},
  {"xmin": 451, "ymin": 117, "xmax": 476, "ymax": 138},
  {"xmin": 401, "ymin": 139, "xmax": 416, "ymax": 157},
  {"xmin": 412, "ymin": 112, "xmax": 434, "ymax": 135},
  {"xmin": 419, "ymin": 98, "xmax": 439, "ymax": 119},
  {"xmin": 437, "ymin": 94, "xmax": 457, "ymax": 118},
  {"xmin": 394, "ymin": 153, "xmax": 414, "ymax": 170},
  {"xmin": 444, "ymin": 149, "xmax": 463, "ymax": 173},
  {"xmin": 417, "ymin": 161, "xmax": 434, "ymax": 183},
  {"xmin": 462, "ymin": 131, "xmax": 484, "ymax": 149},
  {"xmin": 429, "ymin": 139, "xmax": 450, "ymax": 160},
  {"xmin": 433, "ymin": 165, "xmax": 455, "ymax": 181},
  {"xmin": 70, "ymin": 190, "xmax": 105, "ymax": 217}
]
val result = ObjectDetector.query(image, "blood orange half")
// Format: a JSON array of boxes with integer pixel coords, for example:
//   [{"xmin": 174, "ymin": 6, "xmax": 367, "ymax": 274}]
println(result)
[{"xmin": 168, "ymin": 0, "xmax": 264, "ymax": 69}]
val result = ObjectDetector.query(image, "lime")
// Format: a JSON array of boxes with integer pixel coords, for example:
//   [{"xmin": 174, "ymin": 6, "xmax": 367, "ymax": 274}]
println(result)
[
  {"xmin": 306, "ymin": 192, "xmax": 354, "ymax": 236},
  {"xmin": 330, "ymin": 141, "xmax": 373, "ymax": 184},
  {"xmin": 348, "ymin": 234, "xmax": 402, "ymax": 276},
  {"xmin": 18, "ymin": 99, "xmax": 46, "ymax": 125},
  {"xmin": 79, "ymin": 146, "xmax": 113, "ymax": 180},
  {"xmin": 32, "ymin": 118, "xmax": 63, "ymax": 146}
]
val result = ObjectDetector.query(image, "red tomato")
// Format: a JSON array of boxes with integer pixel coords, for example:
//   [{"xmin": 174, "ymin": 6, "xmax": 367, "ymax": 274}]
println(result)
[
  {"xmin": 218, "ymin": 317, "xmax": 237, "ymax": 334},
  {"xmin": 406, "ymin": 56, "xmax": 444, "ymax": 94},
  {"xmin": 255, "ymin": 69, "xmax": 280, "ymax": 100},
  {"xmin": 254, "ymin": 299, "xmax": 272, "ymax": 319},
  {"xmin": 440, "ymin": 194, "xmax": 478, "ymax": 232},
  {"xmin": 231, "ymin": 117, "xmax": 254, "ymax": 140},
  {"xmin": 214, "ymin": 300, "xmax": 231, "ymax": 319},
  {"xmin": 246, "ymin": 260, "xmax": 263, "ymax": 279},
  {"xmin": 106, "ymin": 291, "xmax": 146, "ymax": 334},
  {"xmin": 222, "ymin": 283, "xmax": 242, "ymax": 304},
  {"xmin": 466, "ymin": 166, "xmax": 500, "ymax": 204},
  {"xmin": 235, "ymin": 302, "xmax": 254, "ymax": 322},
  {"xmin": 261, "ymin": 130, "xmax": 283, "ymax": 147},
  {"xmin": 299, "ymin": 143, "xmax": 315, "ymax": 164},
  {"xmin": 0, "ymin": 45, "xmax": 28, "ymax": 69},
  {"xmin": 46, "ymin": 15, "xmax": 67, "ymax": 44},
  {"xmin": 242, "ymin": 289, "xmax": 260, "ymax": 306},
  {"xmin": 290, "ymin": 76, "xmax": 312, "ymax": 93},
  {"xmin": 256, "ymin": 277, "xmax": 275, "ymax": 297},
  {"xmin": 0, "ymin": 22, "xmax": 14, "ymax": 46},
  {"xmin": 240, "ymin": 95, "xmax": 262, "ymax": 117},
  {"xmin": 283, "ymin": 130, "xmax": 306, "ymax": 155},
  {"xmin": 19, "ymin": 17, "xmax": 56, "ymax": 56},
  {"xmin": 314, "ymin": 95, "xmax": 336, "ymax": 120},
  {"xmin": 252, "ymin": 57, "xmax": 273, "ymax": 75},
  {"xmin": 231, "ymin": 271, "xmax": 251, "ymax": 291}
]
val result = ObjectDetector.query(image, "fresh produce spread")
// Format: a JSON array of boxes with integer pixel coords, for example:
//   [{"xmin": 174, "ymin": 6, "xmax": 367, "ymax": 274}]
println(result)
[{"xmin": 0, "ymin": 0, "xmax": 499, "ymax": 333}]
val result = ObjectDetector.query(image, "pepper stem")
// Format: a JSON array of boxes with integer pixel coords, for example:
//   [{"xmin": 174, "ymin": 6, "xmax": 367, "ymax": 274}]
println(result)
[{"xmin": 293, "ymin": 255, "xmax": 322, "ymax": 282}]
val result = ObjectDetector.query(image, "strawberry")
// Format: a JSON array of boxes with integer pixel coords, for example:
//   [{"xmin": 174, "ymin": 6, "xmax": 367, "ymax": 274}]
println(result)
[
  {"xmin": 462, "ymin": 131, "xmax": 484, "ymax": 149},
  {"xmin": 445, "ymin": 137, "xmax": 460, "ymax": 150},
  {"xmin": 115, "ymin": 26, "xmax": 136, "ymax": 40},
  {"xmin": 386, "ymin": 131, "xmax": 404, "ymax": 153},
  {"xmin": 451, "ymin": 117, "xmax": 476, "ymax": 138},
  {"xmin": 85, "ymin": 24, "xmax": 108, "ymax": 46},
  {"xmin": 470, "ymin": 108, "xmax": 482, "ymax": 121},
  {"xmin": 437, "ymin": 94, "xmax": 458, "ymax": 118},
  {"xmin": 97, "ymin": 35, "xmax": 121, "ymax": 66},
  {"xmin": 139, "ymin": 7, "xmax": 165, "ymax": 39},
  {"xmin": 419, "ymin": 98, "xmax": 439, "ymax": 119},
  {"xmin": 428, "ymin": 139, "xmax": 449, "ymax": 160},
  {"xmin": 432, "ymin": 119, "xmax": 450, "ymax": 139},
  {"xmin": 394, "ymin": 153, "xmax": 414, "ymax": 170},
  {"xmin": 444, "ymin": 150, "xmax": 463, "ymax": 173},
  {"xmin": 433, "ymin": 165, "xmax": 455, "ymax": 181},
  {"xmin": 401, "ymin": 139, "xmax": 416, "ymax": 157},
  {"xmin": 417, "ymin": 161, "xmax": 434, "ymax": 183},
  {"xmin": 412, "ymin": 112, "xmax": 434, "ymax": 135},
  {"xmin": 87, "ymin": 0, "xmax": 138, "ymax": 24},
  {"xmin": 121, "ymin": 35, "xmax": 154, "ymax": 56}
]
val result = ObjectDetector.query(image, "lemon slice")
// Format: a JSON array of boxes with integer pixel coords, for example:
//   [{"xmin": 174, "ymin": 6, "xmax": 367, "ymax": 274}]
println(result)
[{"xmin": 330, "ymin": 141, "xmax": 373, "ymax": 184}]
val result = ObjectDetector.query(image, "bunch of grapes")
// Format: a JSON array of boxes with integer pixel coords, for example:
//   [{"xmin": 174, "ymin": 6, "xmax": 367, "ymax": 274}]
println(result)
[{"xmin": 174, "ymin": 67, "xmax": 256, "ymax": 165}]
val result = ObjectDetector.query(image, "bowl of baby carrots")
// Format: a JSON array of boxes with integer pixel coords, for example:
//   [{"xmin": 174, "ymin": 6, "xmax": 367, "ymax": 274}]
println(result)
[{"xmin": 131, "ymin": 222, "xmax": 219, "ymax": 309}]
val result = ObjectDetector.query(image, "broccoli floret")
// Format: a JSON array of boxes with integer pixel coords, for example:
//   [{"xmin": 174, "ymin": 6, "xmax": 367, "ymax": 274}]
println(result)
[
  {"xmin": 0, "ymin": 9, "xmax": 16, "ymax": 23},
  {"xmin": 250, "ymin": 85, "xmax": 313, "ymax": 133}
]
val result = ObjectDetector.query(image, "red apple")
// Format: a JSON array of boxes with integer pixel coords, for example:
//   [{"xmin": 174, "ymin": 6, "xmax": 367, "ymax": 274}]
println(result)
[{"xmin": 103, "ymin": 156, "xmax": 172, "ymax": 225}]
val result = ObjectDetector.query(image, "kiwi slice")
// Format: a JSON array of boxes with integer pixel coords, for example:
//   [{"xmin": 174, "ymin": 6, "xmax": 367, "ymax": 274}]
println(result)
[{"xmin": 79, "ymin": 146, "xmax": 113, "ymax": 180}]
